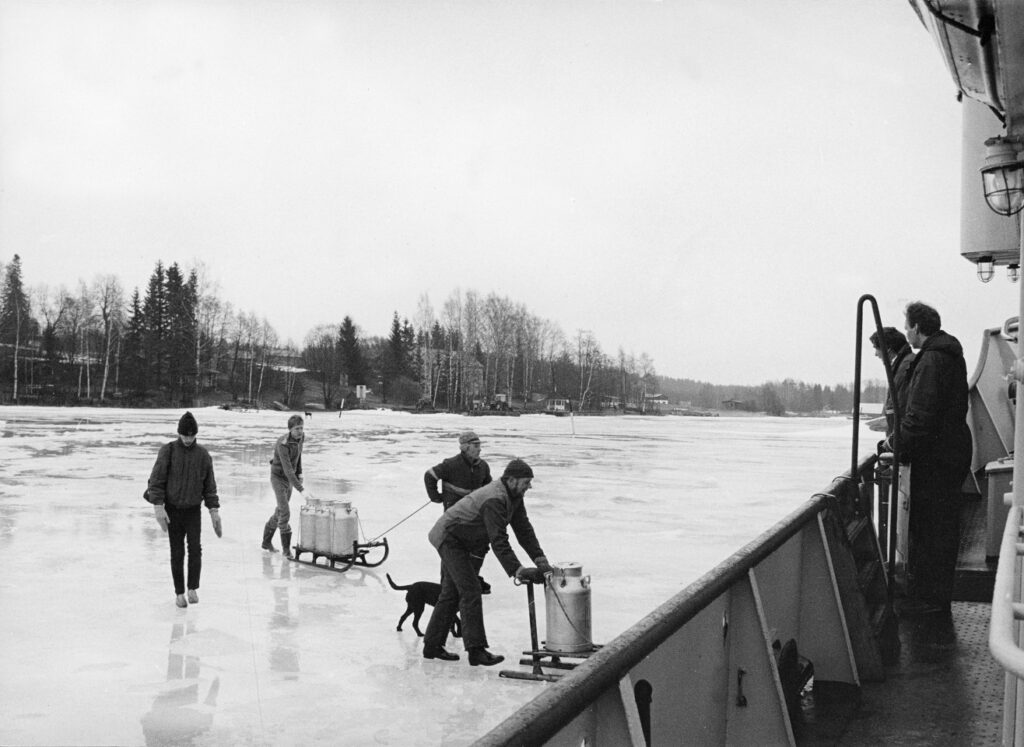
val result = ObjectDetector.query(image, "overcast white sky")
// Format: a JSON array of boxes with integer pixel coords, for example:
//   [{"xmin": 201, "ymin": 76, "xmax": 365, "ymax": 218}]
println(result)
[{"xmin": 1, "ymin": 0, "xmax": 1018, "ymax": 386}]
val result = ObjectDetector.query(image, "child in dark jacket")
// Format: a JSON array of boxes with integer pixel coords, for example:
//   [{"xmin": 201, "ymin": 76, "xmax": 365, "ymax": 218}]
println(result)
[{"xmin": 147, "ymin": 411, "xmax": 221, "ymax": 608}]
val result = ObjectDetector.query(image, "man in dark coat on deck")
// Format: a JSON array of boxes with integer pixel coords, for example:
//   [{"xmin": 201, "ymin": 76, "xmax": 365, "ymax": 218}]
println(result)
[{"xmin": 888, "ymin": 301, "xmax": 972, "ymax": 616}]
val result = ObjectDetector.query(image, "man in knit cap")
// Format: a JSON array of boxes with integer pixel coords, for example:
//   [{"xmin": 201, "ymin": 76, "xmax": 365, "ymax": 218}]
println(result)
[
  {"xmin": 422, "ymin": 458, "xmax": 552, "ymax": 667},
  {"xmin": 147, "ymin": 411, "xmax": 221, "ymax": 608},
  {"xmin": 262, "ymin": 414, "xmax": 305, "ymax": 558}
]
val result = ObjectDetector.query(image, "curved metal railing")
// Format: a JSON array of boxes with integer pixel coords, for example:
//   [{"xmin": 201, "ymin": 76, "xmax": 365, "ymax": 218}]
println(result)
[
  {"xmin": 479, "ymin": 456, "xmax": 885, "ymax": 746},
  {"xmin": 990, "ymin": 504, "xmax": 1024, "ymax": 745}
]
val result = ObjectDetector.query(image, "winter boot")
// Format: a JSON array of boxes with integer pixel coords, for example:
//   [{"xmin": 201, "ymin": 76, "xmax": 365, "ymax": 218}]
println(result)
[
  {"xmin": 262, "ymin": 523, "xmax": 278, "ymax": 552},
  {"xmin": 187, "ymin": 589, "xmax": 199, "ymax": 604},
  {"xmin": 281, "ymin": 530, "xmax": 293, "ymax": 559},
  {"xmin": 468, "ymin": 647, "xmax": 504, "ymax": 667},
  {"xmin": 175, "ymin": 594, "xmax": 188, "ymax": 608}
]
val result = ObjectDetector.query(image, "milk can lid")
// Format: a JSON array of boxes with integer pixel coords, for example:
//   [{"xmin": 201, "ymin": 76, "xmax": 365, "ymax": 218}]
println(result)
[{"xmin": 554, "ymin": 562, "xmax": 582, "ymax": 576}]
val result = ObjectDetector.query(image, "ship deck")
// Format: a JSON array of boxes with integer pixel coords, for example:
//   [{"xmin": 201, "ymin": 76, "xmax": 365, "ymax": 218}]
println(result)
[
  {"xmin": 800, "ymin": 601, "xmax": 1002, "ymax": 746},
  {"xmin": 801, "ymin": 494, "xmax": 1003, "ymax": 745}
]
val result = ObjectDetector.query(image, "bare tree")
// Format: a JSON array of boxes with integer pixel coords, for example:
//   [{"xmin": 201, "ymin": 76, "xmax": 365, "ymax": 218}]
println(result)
[
  {"xmin": 303, "ymin": 324, "xmax": 340, "ymax": 408},
  {"xmin": 575, "ymin": 329, "xmax": 600, "ymax": 409},
  {"xmin": 415, "ymin": 293, "xmax": 436, "ymax": 401},
  {"xmin": 255, "ymin": 318, "xmax": 278, "ymax": 401},
  {"xmin": 93, "ymin": 274, "xmax": 125, "ymax": 401}
]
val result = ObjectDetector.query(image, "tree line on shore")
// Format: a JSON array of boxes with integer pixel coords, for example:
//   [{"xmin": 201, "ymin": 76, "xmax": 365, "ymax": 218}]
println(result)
[{"xmin": 0, "ymin": 254, "xmax": 881, "ymax": 413}]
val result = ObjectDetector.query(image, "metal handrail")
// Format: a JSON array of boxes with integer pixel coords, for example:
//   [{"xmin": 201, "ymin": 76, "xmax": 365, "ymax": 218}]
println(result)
[
  {"xmin": 478, "ymin": 458, "xmax": 876, "ymax": 747},
  {"xmin": 990, "ymin": 504, "xmax": 1024, "ymax": 675}
]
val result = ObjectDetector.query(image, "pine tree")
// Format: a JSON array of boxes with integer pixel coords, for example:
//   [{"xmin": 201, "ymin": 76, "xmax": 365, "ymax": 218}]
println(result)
[
  {"xmin": 141, "ymin": 262, "xmax": 167, "ymax": 392},
  {"xmin": 123, "ymin": 289, "xmax": 147, "ymax": 396},
  {"xmin": 165, "ymin": 263, "xmax": 198, "ymax": 403},
  {"xmin": 338, "ymin": 316, "xmax": 367, "ymax": 389},
  {"xmin": 0, "ymin": 254, "xmax": 33, "ymax": 401}
]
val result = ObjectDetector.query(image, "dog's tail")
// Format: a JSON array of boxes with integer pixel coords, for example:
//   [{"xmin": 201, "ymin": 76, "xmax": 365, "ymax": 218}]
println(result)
[{"xmin": 385, "ymin": 573, "xmax": 411, "ymax": 591}]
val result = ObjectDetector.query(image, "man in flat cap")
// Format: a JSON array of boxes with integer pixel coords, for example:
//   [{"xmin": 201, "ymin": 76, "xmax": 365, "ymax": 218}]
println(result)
[
  {"xmin": 424, "ymin": 431, "xmax": 491, "ymax": 510},
  {"xmin": 424, "ymin": 430, "xmax": 493, "ymax": 591},
  {"xmin": 422, "ymin": 458, "xmax": 552, "ymax": 667}
]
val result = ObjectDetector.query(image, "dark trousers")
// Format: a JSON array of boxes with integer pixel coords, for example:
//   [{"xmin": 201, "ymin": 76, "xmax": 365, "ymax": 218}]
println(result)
[
  {"xmin": 908, "ymin": 460, "xmax": 967, "ymax": 605},
  {"xmin": 167, "ymin": 504, "xmax": 202, "ymax": 595},
  {"xmin": 424, "ymin": 540, "xmax": 486, "ymax": 651}
]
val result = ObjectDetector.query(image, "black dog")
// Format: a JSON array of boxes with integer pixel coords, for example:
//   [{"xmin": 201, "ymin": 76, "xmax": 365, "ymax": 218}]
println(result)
[{"xmin": 386, "ymin": 574, "xmax": 461, "ymax": 637}]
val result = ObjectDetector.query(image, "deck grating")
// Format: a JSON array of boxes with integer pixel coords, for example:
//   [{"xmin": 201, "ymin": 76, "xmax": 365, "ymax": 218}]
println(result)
[{"xmin": 797, "ymin": 601, "xmax": 1003, "ymax": 746}]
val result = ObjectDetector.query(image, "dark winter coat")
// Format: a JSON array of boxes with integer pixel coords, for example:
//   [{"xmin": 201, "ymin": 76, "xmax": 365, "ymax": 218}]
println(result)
[
  {"xmin": 428, "ymin": 478, "xmax": 544, "ymax": 577},
  {"xmin": 424, "ymin": 453, "xmax": 492, "ymax": 509},
  {"xmin": 898, "ymin": 330, "xmax": 972, "ymax": 472},
  {"xmin": 884, "ymin": 344, "xmax": 915, "ymax": 438},
  {"xmin": 147, "ymin": 439, "xmax": 219, "ymax": 509},
  {"xmin": 270, "ymin": 432, "xmax": 303, "ymax": 489}
]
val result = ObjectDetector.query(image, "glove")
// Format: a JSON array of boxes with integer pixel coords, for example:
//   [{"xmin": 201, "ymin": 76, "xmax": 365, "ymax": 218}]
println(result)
[
  {"xmin": 153, "ymin": 504, "xmax": 169, "ymax": 533},
  {"xmin": 210, "ymin": 508, "xmax": 223, "ymax": 538},
  {"xmin": 515, "ymin": 566, "xmax": 546, "ymax": 584},
  {"xmin": 535, "ymin": 556, "xmax": 553, "ymax": 575}
]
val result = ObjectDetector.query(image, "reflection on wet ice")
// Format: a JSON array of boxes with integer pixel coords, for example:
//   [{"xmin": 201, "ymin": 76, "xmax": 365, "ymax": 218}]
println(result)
[{"xmin": 140, "ymin": 622, "xmax": 220, "ymax": 746}]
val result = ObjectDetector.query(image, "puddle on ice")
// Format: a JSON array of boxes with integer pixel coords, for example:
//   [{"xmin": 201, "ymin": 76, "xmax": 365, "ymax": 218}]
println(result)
[{"xmin": 0, "ymin": 405, "xmax": 871, "ymax": 746}]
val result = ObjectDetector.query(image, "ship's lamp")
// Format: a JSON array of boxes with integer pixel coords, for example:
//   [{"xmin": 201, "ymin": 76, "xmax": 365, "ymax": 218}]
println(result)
[
  {"xmin": 981, "ymin": 136, "xmax": 1024, "ymax": 216},
  {"xmin": 977, "ymin": 255, "xmax": 995, "ymax": 282}
]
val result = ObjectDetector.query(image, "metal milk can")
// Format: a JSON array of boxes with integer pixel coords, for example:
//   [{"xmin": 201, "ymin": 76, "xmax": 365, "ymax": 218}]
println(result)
[
  {"xmin": 300, "ymin": 498, "xmax": 319, "ymax": 550},
  {"xmin": 314, "ymin": 500, "xmax": 335, "ymax": 555},
  {"xmin": 330, "ymin": 501, "xmax": 359, "ymax": 557},
  {"xmin": 544, "ymin": 562, "xmax": 593, "ymax": 654}
]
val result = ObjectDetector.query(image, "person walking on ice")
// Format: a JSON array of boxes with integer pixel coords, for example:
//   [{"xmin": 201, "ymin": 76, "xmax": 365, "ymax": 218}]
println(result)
[
  {"xmin": 147, "ymin": 411, "xmax": 222, "ymax": 608},
  {"xmin": 262, "ymin": 414, "xmax": 306, "ymax": 558}
]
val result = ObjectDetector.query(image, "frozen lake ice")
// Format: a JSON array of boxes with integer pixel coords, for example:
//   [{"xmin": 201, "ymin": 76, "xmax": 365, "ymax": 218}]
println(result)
[{"xmin": 0, "ymin": 406, "xmax": 870, "ymax": 745}]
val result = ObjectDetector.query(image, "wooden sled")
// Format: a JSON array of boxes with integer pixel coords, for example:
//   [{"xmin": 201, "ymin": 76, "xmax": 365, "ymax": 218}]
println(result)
[{"xmin": 289, "ymin": 537, "xmax": 389, "ymax": 573}]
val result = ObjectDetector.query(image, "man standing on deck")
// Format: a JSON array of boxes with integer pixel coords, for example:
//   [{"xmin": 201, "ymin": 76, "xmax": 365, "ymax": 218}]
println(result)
[
  {"xmin": 422, "ymin": 458, "xmax": 552, "ymax": 666},
  {"xmin": 887, "ymin": 301, "xmax": 972, "ymax": 616},
  {"xmin": 424, "ymin": 430, "xmax": 493, "ymax": 592}
]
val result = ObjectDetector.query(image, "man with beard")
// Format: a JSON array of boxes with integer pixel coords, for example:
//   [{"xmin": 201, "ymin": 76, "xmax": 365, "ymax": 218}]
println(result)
[
  {"xmin": 422, "ymin": 459, "xmax": 553, "ymax": 666},
  {"xmin": 890, "ymin": 301, "xmax": 972, "ymax": 616}
]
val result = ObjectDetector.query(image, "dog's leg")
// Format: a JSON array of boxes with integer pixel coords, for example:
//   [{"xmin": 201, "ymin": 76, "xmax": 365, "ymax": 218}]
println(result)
[{"xmin": 398, "ymin": 608, "xmax": 413, "ymax": 632}]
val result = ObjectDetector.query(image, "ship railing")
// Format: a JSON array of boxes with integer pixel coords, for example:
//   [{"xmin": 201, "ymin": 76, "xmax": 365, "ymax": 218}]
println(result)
[
  {"xmin": 990, "ymin": 503, "xmax": 1024, "ymax": 745},
  {"xmin": 479, "ymin": 455, "xmax": 888, "ymax": 746}
]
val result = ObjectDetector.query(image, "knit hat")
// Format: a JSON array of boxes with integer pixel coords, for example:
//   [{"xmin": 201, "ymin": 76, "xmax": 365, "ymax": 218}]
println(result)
[
  {"xmin": 177, "ymin": 411, "xmax": 198, "ymax": 436},
  {"xmin": 287, "ymin": 414, "xmax": 304, "ymax": 429},
  {"xmin": 459, "ymin": 431, "xmax": 480, "ymax": 445},
  {"xmin": 502, "ymin": 458, "xmax": 534, "ymax": 479}
]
